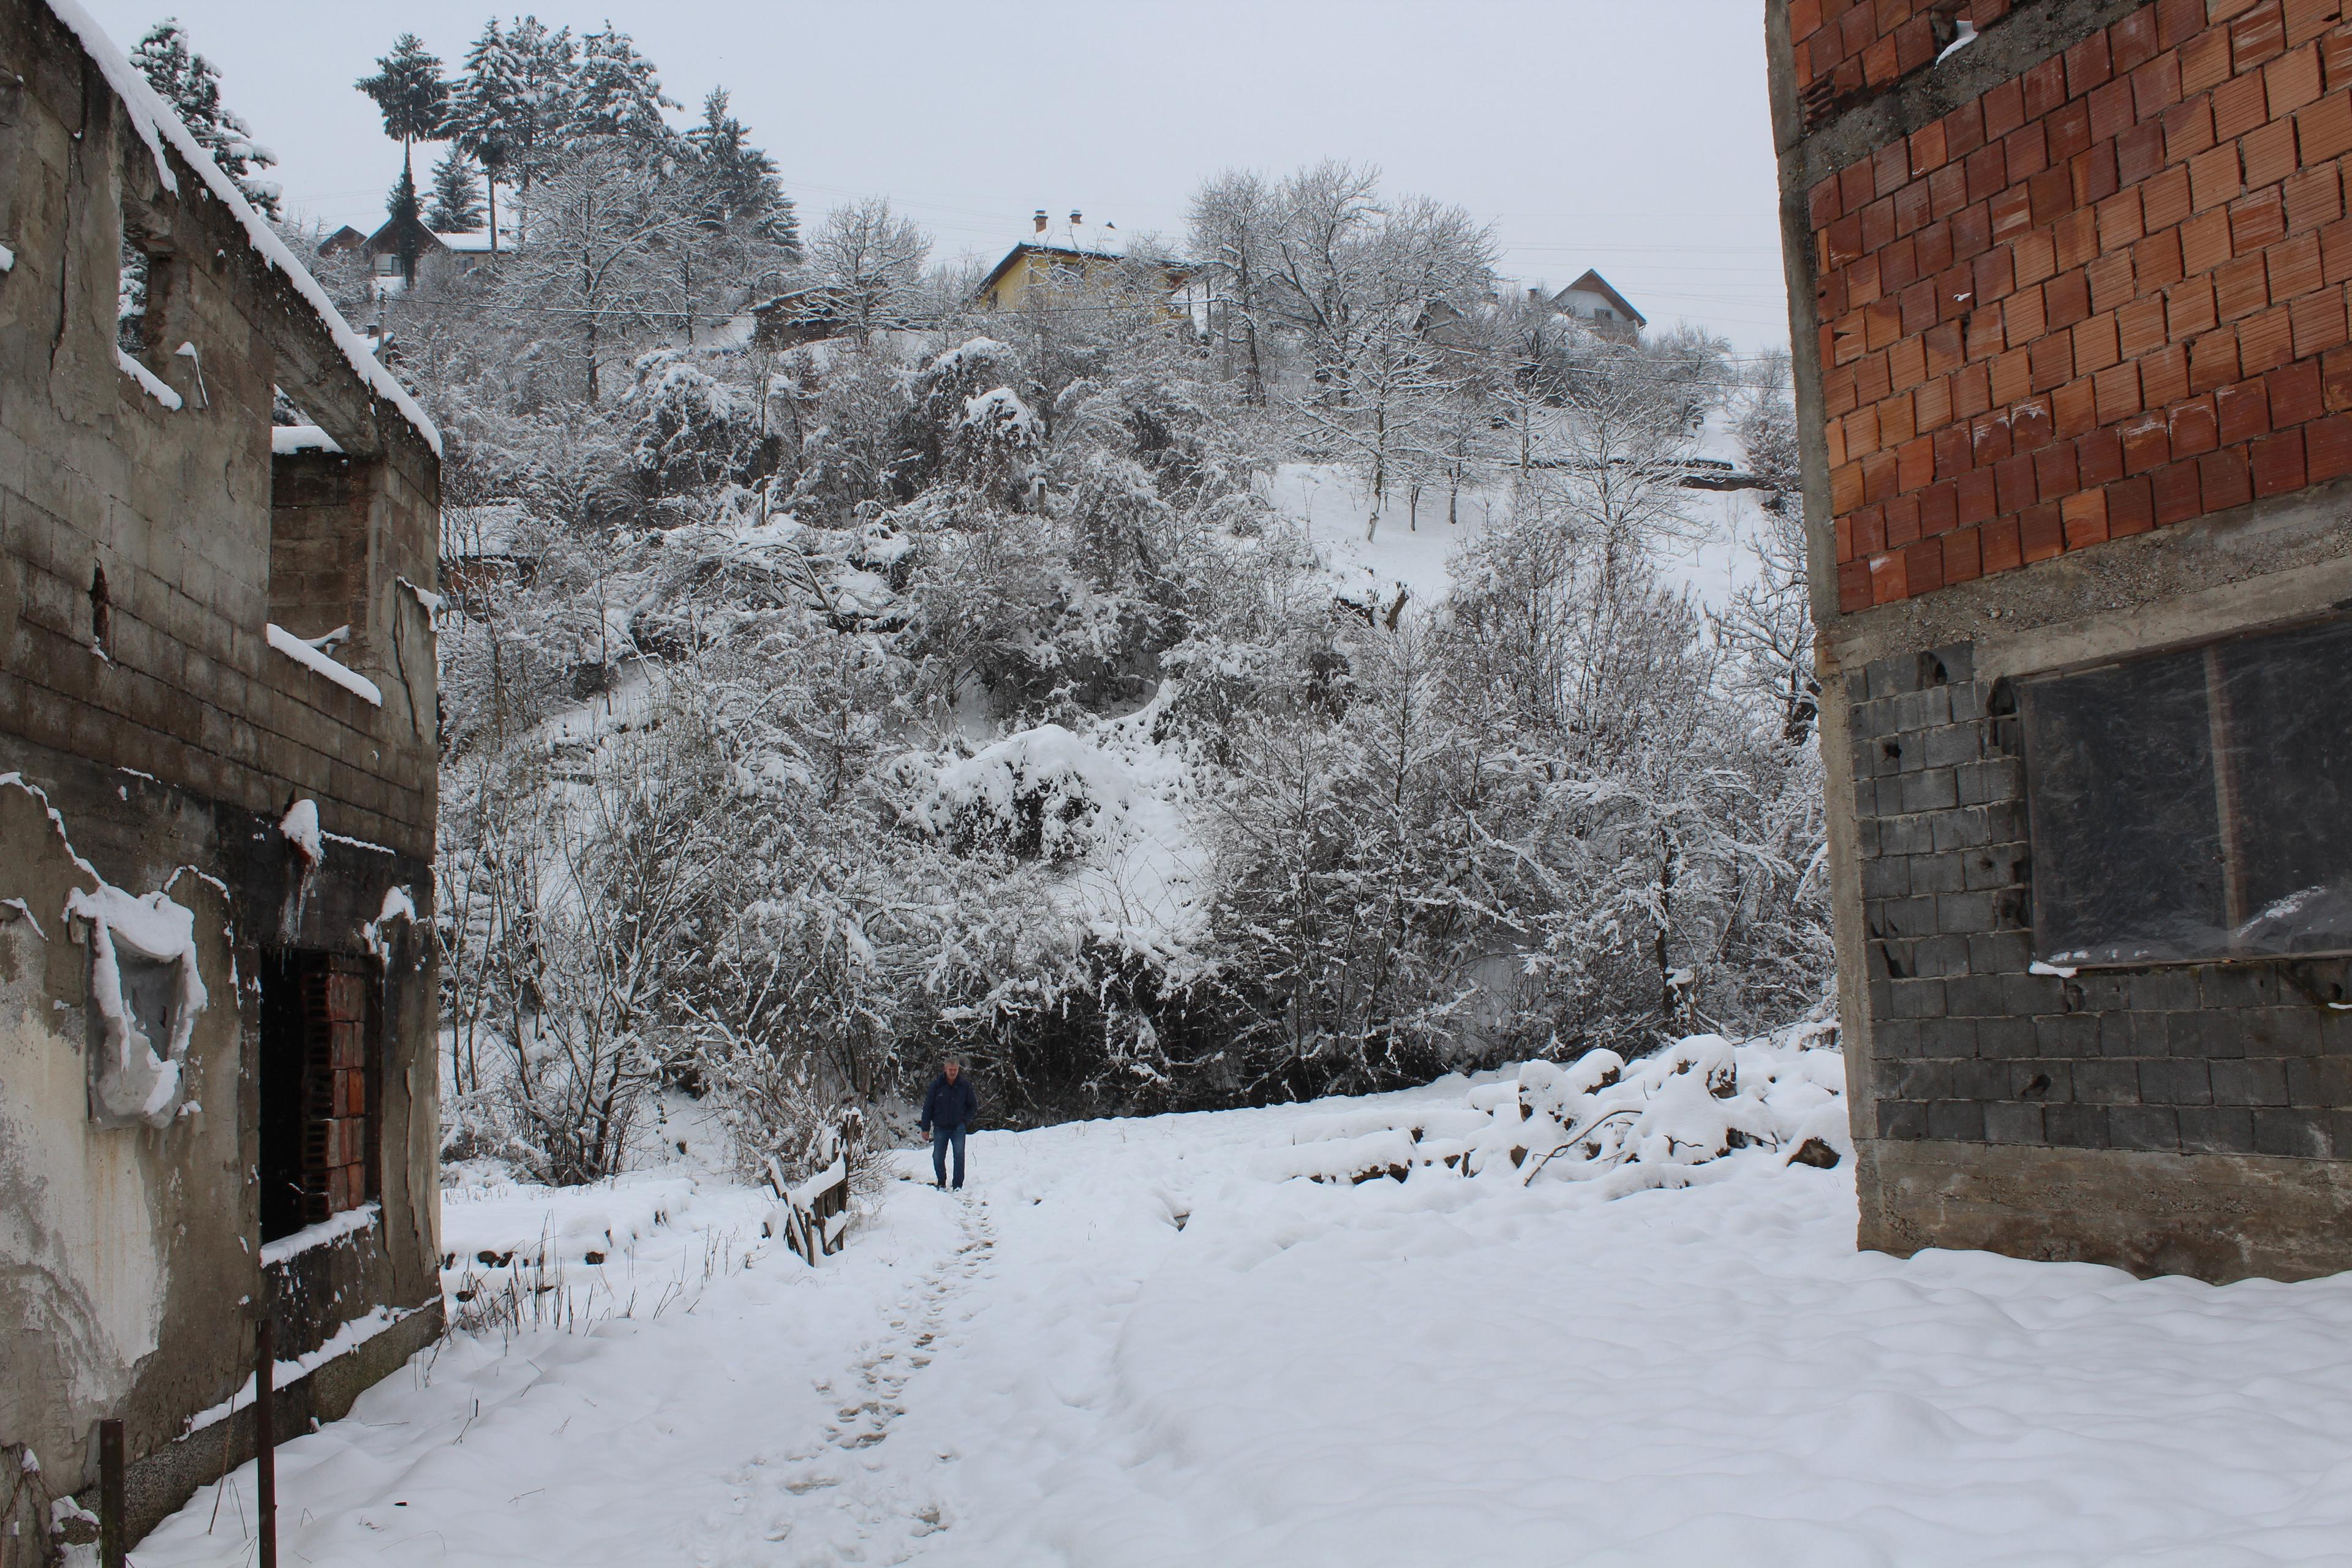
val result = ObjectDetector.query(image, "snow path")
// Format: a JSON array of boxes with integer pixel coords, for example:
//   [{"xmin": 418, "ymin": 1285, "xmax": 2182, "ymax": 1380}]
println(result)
[{"xmin": 137, "ymin": 1081, "xmax": 2352, "ymax": 1566}]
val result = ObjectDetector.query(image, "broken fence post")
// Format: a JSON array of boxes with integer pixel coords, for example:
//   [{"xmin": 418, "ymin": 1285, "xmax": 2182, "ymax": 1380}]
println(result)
[
  {"xmin": 255, "ymin": 1318, "xmax": 277, "ymax": 1568},
  {"xmin": 98, "ymin": 1418, "xmax": 124, "ymax": 1568}
]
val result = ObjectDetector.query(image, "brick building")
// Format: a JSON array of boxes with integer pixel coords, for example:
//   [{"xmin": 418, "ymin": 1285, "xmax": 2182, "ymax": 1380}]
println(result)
[
  {"xmin": 0, "ymin": 0, "xmax": 442, "ymax": 1549},
  {"xmin": 1773, "ymin": 0, "xmax": 2352, "ymax": 1281}
]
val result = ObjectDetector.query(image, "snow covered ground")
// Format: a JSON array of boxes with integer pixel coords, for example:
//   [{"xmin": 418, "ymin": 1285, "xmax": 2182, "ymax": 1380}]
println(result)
[
  {"xmin": 1260, "ymin": 442, "xmax": 1772, "ymax": 622},
  {"xmin": 138, "ymin": 1049, "xmax": 2352, "ymax": 1567}
]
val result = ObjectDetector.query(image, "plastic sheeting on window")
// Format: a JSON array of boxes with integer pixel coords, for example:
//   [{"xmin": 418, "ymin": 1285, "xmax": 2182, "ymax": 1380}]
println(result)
[{"xmin": 2021, "ymin": 614, "xmax": 2352, "ymax": 967}]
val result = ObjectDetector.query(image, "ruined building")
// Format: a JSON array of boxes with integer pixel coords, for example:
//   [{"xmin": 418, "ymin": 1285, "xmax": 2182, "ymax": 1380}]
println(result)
[
  {"xmin": 0, "ymin": 0, "xmax": 441, "ymax": 1547},
  {"xmin": 1774, "ymin": 0, "xmax": 2352, "ymax": 1280}
]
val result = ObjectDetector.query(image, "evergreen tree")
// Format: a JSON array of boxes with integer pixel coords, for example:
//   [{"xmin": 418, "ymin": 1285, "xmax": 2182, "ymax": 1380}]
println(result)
[
  {"xmin": 357, "ymin": 33, "xmax": 449, "ymax": 181},
  {"xmin": 131, "ymin": 19, "xmax": 281, "ymax": 216},
  {"xmin": 570, "ymin": 24, "xmax": 676, "ymax": 147},
  {"xmin": 446, "ymin": 18, "xmax": 513, "ymax": 250},
  {"xmin": 386, "ymin": 164, "xmax": 424, "ymax": 284},
  {"xmin": 427, "ymin": 149, "xmax": 486, "ymax": 233},
  {"xmin": 450, "ymin": 16, "xmax": 577, "ymax": 246},
  {"xmin": 684, "ymin": 88, "xmax": 796, "ymax": 254}
]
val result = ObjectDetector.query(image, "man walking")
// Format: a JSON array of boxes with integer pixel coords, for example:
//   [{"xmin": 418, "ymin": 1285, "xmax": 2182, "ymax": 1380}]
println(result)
[{"xmin": 918, "ymin": 1058, "xmax": 978, "ymax": 1190}]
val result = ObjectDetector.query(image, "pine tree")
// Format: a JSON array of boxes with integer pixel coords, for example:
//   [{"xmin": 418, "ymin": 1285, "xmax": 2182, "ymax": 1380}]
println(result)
[
  {"xmin": 446, "ymin": 18, "xmax": 514, "ymax": 251},
  {"xmin": 427, "ymin": 149, "xmax": 486, "ymax": 233},
  {"xmin": 131, "ymin": 19, "xmax": 281, "ymax": 217},
  {"xmin": 386, "ymin": 164, "xmax": 423, "ymax": 284},
  {"xmin": 570, "ymin": 25, "xmax": 676, "ymax": 147},
  {"xmin": 450, "ymin": 17, "xmax": 576, "ymax": 246},
  {"xmin": 357, "ymin": 33, "xmax": 449, "ymax": 181},
  {"xmin": 684, "ymin": 88, "xmax": 796, "ymax": 253}
]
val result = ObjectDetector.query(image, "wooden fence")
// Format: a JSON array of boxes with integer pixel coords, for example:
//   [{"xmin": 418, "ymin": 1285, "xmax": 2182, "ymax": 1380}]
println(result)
[{"xmin": 764, "ymin": 1121, "xmax": 854, "ymax": 1265}]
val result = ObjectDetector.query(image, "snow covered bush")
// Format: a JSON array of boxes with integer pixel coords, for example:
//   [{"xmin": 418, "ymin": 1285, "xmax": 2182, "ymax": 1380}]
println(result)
[
  {"xmin": 914, "ymin": 725, "xmax": 1139, "ymax": 862},
  {"xmin": 623, "ymin": 350, "xmax": 777, "ymax": 500},
  {"xmin": 952, "ymin": 386, "xmax": 1044, "ymax": 507}
]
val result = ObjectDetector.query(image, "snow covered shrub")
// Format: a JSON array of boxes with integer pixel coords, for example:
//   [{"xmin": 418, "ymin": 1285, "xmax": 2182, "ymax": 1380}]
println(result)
[
  {"xmin": 1198, "ymin": 622, "xmax": 1506, "ymax": 1099},
  {"xmin": 951, "ymin": 386, "xmax": 1045, "ymax": 507},
  {"xmin": 778, "ymin": 345, "xmax": 912, "ymax": 526},
  {"xmin": 439, "ymin": 704, "xmax": 739, "ymax": 1185},
  {"xmin": 624, "ymin": 350, "xmax": 778, "ymax": 499},
  {"xmin": 915, "ymin": 724, "xmax": 1139, "ymax": 862},
  {"xmin": 901, "ymin": 337, "xmax": 1027, "ymax": 490},
  {"xmin": 900, "ymin": 513, "xmax": 1071, "ymax": 718}
]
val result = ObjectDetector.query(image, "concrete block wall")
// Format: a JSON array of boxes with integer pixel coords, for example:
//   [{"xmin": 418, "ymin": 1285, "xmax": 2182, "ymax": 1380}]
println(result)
[
  {"xmin": 1847, "ymin": 639, "xmax": 2352, "ymax": 1158},
  {"xmin": 0, "ymin": 0, "xmax": 439, "ymax": 863}
]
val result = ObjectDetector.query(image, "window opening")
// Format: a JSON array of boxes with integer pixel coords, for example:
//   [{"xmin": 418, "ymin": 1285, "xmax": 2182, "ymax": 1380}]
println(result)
[
  {"xmin": 258, "ymin": 949, "xmax": 379, "ymax": 1243},
  {"xmin": 117, "ymin": 241, "xmax": 152, "ymax": 355},
  {"xmin": 2019, "ymin": 612, "xmax": 2352, "ymax": 967},
  {"xmin": 88, "ymin": 566, "xmax": 108, "ymax": 655}
]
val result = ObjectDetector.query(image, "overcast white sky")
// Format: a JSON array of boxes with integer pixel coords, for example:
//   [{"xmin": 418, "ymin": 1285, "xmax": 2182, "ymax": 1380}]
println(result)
[{"xmin": 80, "ymin": 0, "xmax": 1793, "ymax": 352}]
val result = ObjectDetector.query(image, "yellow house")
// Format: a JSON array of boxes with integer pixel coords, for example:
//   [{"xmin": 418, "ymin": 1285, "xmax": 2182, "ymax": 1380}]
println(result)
[{"xmin": 974, "ymin": 209, "xmax": 1196, "ymax": 314}]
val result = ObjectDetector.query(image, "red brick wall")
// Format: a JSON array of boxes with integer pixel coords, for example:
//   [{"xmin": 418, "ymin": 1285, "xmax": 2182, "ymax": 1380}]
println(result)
[
  {"xmin": 1808, "ymin": 0, "xmax": 2352, "ymax": 614},
  {"xmin": 1792, "ymin": 0, "xmax": 2020, "ymax": 127}
]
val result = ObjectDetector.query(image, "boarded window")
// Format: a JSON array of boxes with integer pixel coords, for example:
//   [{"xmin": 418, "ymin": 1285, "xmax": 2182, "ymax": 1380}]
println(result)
[{"xmin": 2019, "ymin": 614, "xmax": 2352, "ymax": 967}]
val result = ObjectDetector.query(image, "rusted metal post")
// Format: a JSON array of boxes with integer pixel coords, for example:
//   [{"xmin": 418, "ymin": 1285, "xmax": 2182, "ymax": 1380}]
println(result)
[
  {"xmin": 254, "ymin": 1319, "xmax": 277, "ymax": 1568},
  {"xmin": 98, "ymin": 1418, "xmax": 125, "ymax": 1568}
]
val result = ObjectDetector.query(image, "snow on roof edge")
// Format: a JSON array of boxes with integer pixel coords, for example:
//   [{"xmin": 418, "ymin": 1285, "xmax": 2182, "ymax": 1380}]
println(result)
[{"xmin": 41, "ymin": 0, "xmax": 442, "ymax": 458}]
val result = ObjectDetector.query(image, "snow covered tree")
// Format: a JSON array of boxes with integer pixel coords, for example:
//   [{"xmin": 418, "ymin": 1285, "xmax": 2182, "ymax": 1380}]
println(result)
[
  {"xmin": 426, "ymin": 148, "xmax": 485, "ymax": 232},
  {"xmin": 1732, "ymin": 347, "xmax": 1800, "ymax": 509},
  {"xmin": 447, "ymin": 16, "xmax": 575, "ymax": 249},
  {"xmin": 809, "ymin": 197, "xmax": 930, "ymax": 338},
  {"xmin": 445, "ymin": 21, "xmax": 511, "ymax": 253},
  {"xmin": 1542, "ymin": 339, "xmax": 1711, "ymax": 601},
  {"xmin": 385, "ymin": 163, "xmax": 423, "ymax": 283},
  {"xmin": 1186, "ymin": 162, "xmax": 1492, "ymax": 525},
  {"xmin": 495, "ymin": 150, "xmax": 696, "ymax": 401},
  {"xmin": 685, "ymin": 89, "xmax": 797, "ymax": 254},
  {"xmin": 1186, "ymin": 168, "xmax": 1277, "ymax": 403},
  {"xmin": 1713, "ymin": 505, "xmax": 1817, "ymax": 748},
  {"xmin": 570, "ymin": 24, "xmax": 677, "ymax": 148},
  {"xmin": 356, "ymin": 32, "xmax": 448, "ymax": 183},
  {"xmin": 132, "ymin": 20, "xmax": 280, "ymax": 216}
]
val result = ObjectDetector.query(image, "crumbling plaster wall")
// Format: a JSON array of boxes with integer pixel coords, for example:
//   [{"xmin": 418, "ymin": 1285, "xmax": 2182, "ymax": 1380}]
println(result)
[{"xmin": 0, "ymin": 0, "xmax": 444, "ymax": 1527}]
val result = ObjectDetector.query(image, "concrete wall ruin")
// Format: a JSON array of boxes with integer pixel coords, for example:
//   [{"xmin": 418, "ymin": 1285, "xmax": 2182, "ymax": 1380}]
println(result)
[{"xmin": 0, "ymin": 0, "xmax": 442, "ymax": 1547}]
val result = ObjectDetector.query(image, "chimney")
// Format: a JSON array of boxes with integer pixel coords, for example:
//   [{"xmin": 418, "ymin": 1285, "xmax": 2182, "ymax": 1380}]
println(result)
[
  {"xmin": 1035, "ymin": 209, "xmax": 1048, "ymax": 235},
  {"xmin": 1070, "ymin": 209, "xmax": 1084, "ymax": 232},
  {"xmin": 1528, "ymin": 285, "xmax": 1542, "ymax": 301}
]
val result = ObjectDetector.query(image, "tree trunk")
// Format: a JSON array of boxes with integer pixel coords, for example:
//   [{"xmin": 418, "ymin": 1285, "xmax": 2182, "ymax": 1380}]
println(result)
[
  {"xmin": 582, "ymin": 245, "xmax": 600, "ymax": 402},
  {"xmin": 1656, "ymin": 829, "xmax": 1678, "ymax": 1035}
]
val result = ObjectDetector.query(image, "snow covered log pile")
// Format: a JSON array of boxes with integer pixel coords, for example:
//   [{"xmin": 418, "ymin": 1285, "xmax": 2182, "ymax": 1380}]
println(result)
[{"xmin": 1269, "ymin": 1023, "xmax": 1849, "ymax": 1193}]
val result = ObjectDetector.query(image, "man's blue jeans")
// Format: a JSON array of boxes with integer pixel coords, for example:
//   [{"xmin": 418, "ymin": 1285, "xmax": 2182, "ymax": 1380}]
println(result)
[{"xmin": 931, "ymin": 1125, "xmax": 966, "ymax": 1188}]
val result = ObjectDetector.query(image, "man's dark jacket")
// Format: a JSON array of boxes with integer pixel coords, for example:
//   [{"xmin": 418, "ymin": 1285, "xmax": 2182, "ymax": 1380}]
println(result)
[{"xmin": 921, "ymin": 1072, "xmax": 978, "ymax": 1133}]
